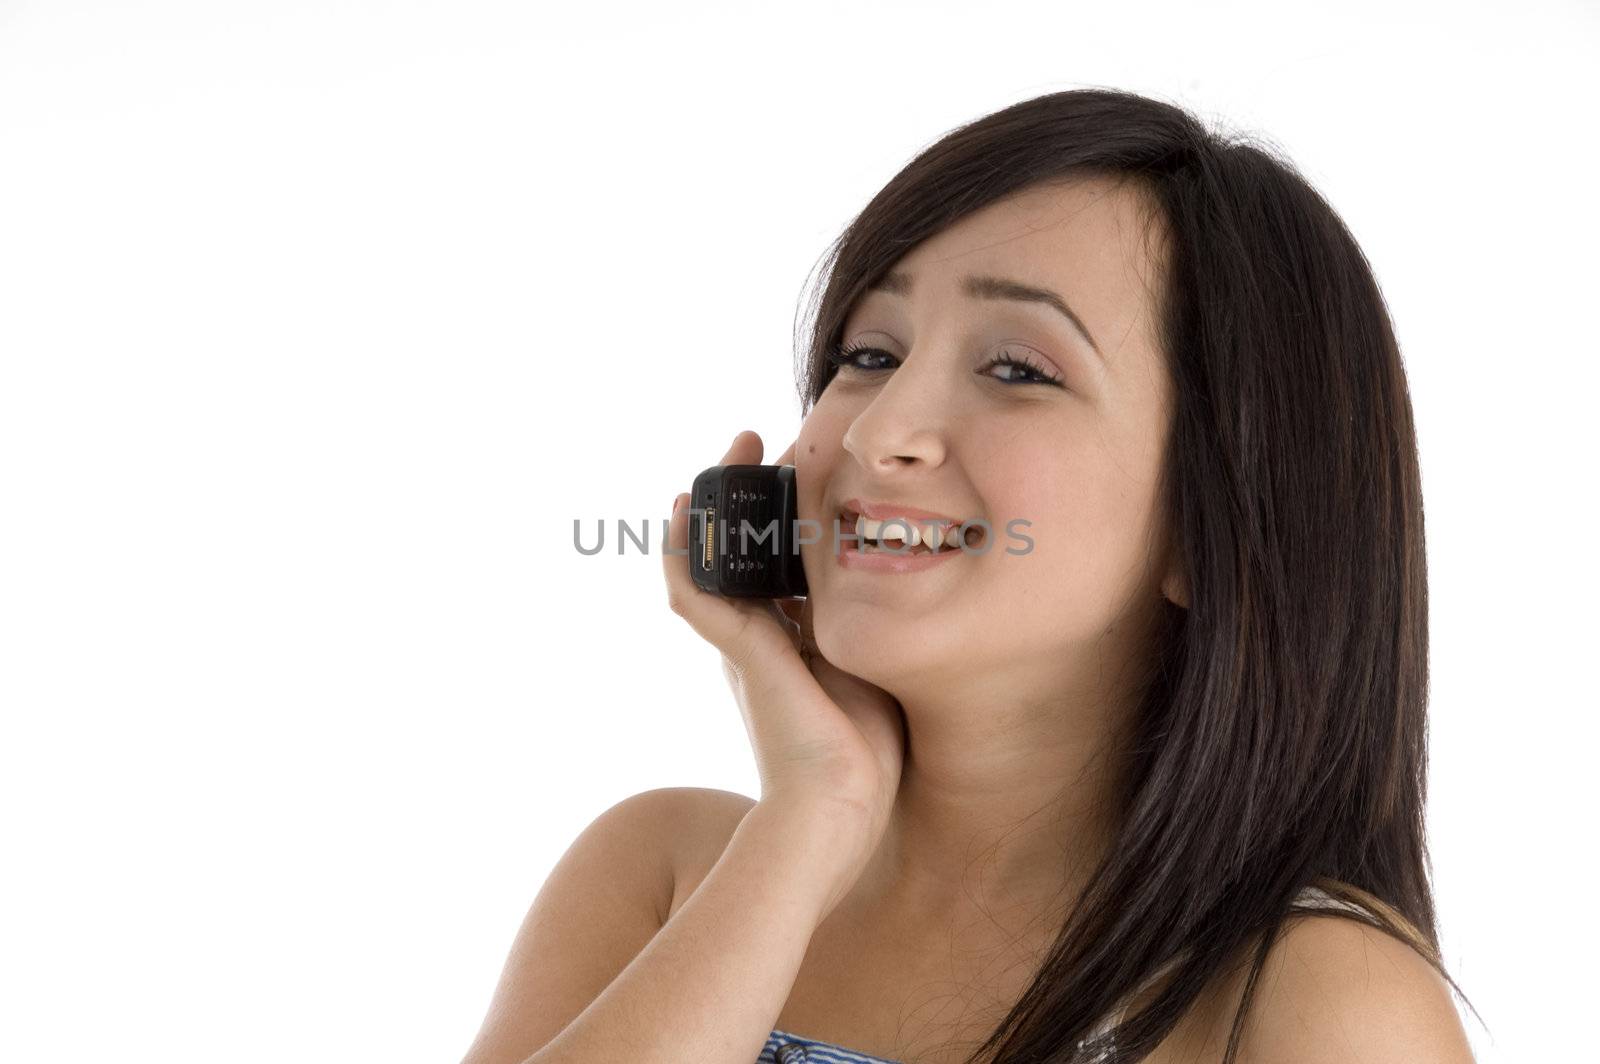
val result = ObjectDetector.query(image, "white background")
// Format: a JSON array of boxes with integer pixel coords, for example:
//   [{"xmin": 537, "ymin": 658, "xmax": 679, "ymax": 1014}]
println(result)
[{"xmin": 2, "ymin": 2, "xmax": 1594, "ymax": 1061}]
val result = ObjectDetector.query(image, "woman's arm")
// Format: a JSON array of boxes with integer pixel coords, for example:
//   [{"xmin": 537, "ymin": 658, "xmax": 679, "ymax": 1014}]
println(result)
[
  {"xmin": 515, "ymin": 795, "xmax": 861, "ymax": 1064},
  {"xmin": 1237, "ymin": 915, "xmax": 1477, "ymax": 1063}
]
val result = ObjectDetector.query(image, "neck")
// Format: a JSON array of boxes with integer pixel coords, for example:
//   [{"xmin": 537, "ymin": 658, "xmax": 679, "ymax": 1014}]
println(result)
[{"xmin": 846, "ymin": 681, "xmax": 1133, "ymax": 943}]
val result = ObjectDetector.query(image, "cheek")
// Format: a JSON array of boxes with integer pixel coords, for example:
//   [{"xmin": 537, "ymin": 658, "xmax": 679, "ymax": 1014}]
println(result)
[
  {"xmin": 794, "ymin": 406, "xmax": 846, "ymax": 495},
  {"xmin": 799, "ymin": 389, "xmax": 853, "ymax": 450},
  {"xmin": 982, "ymin": 441, "xmax": 1163, "ymax": 640}
]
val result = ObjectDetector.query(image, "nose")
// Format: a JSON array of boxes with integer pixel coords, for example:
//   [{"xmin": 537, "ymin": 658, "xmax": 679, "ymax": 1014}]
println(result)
[{"xmin": 839, "ymin": 351, "xmax": 952, "ymax": 474}]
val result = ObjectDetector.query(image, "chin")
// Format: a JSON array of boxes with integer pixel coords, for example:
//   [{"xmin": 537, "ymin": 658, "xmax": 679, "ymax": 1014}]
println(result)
[{"xmin": 816, "ymin": 618, "xmax": 963, "ymax": 685}]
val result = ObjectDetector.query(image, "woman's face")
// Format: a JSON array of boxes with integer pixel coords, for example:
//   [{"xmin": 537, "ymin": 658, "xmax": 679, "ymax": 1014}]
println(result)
[{"xmin": 796, "ymin": 176, "xmax": 1182, "ymax": 698}]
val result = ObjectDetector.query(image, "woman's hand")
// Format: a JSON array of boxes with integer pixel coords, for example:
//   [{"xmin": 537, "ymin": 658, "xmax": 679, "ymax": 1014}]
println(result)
[{"xmin": 663, "ymin": 430, "xmax": 906, "ymax": 849}]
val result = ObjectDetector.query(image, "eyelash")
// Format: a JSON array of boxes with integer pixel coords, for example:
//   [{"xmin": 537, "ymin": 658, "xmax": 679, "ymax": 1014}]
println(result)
[{"xmin": 823, "ymin": 341, "xmax": 1067, "ymax": 388}]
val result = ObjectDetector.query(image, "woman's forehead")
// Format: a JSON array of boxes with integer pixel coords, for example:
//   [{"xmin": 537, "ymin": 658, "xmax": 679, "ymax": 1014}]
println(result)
[
  {"xmin": 904, "ymin": 179, "xmax": 1163, "ymax": 292},
  {"xmin": 852, "ymin": 180, "xmax": 1169, "ymax": 371}
]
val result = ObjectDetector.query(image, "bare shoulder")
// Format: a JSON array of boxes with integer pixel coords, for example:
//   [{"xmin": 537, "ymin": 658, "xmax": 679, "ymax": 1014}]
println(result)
[
  {"xmin": 1233, "ymin": 913, "xmax": 1476, "ymax": 1064},
  {"xmin": 658, "ymin": 786, "xmax": 758, "ymax": 920},
  {"xmin": 456, "ymin": 786, "xmax": 755, "ymax": 1064}
]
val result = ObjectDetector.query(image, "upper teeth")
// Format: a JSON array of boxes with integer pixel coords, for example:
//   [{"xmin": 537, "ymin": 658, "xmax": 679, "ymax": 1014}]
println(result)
[{"xmin": 853, "ymin": 514, "xmax": 963, "ymax": 549}]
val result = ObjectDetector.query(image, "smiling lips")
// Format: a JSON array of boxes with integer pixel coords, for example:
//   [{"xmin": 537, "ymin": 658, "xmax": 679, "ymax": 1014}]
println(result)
[{"xmin": 836, "ymin": 497, "xmax": 982, "ymax": 553}]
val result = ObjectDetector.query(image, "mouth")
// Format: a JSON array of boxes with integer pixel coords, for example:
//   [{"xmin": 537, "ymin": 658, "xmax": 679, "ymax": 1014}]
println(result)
[{"xmin": 835, "ymin": 503, "xmax": 986, "ymax": 555}]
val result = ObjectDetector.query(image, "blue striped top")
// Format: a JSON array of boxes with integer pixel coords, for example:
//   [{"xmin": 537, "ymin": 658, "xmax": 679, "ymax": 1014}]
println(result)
[
  {"xmin": 754, "ymin": 884, "xmax": 1382, "ymax": 1063},
  {"xmin": 759, "ymin": 1029, "xmax": 903, "ymax": 1063}
]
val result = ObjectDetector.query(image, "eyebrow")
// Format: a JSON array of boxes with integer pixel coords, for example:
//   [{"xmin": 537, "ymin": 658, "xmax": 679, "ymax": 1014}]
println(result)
[{"xmin": 868, "ymin": 270, "xmax": 1103, "ymax": 360}]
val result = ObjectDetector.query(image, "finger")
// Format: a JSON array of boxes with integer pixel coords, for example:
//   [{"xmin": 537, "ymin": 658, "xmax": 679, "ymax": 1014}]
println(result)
[
  {"xmin": 775, "ymin": 436, "xmax": 798, "ymax": 467},
  {"xmin": 723, "ymin": 429, "xmax": 765, "ymax": 466},
  {"xmin": 776, "ymin": 597, "xmax": 805, "ymax": 626},
  {"xmin": 765, "ymin": 597, "xmax": 804, "ymax": 657},
  {"xmin": 775, "ymin": 597, "xmax": 817, "ymax": 658}
]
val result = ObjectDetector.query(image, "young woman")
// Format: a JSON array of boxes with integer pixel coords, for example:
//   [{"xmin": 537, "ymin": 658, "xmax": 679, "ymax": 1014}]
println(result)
[{"xmin": 462, "ymin": 88, "xmax": 1479, "ymax": 1064}]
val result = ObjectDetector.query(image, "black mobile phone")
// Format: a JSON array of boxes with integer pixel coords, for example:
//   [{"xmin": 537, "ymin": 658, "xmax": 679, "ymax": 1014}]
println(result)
[{"xmin": 687, "ymin": 463, "xmax": 809, "ymax": 599}]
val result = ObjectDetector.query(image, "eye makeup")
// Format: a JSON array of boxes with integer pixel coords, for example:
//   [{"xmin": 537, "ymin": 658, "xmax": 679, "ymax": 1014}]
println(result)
[{"xmin": 823, "ymin": 339, "xmax": 1068, "ymax": 389}]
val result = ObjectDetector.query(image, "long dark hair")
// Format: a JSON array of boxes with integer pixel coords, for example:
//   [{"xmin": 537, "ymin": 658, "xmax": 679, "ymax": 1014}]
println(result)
[{"xmin": 793, "ymin": 87, "xmax": 1477, "ymax": 1063}]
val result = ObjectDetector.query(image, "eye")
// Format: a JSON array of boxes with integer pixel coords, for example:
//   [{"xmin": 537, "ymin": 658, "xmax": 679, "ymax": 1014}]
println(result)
[
  {"xmin": 824, "ymin": 341, "xmax": 898, "ymax": 376},
  {"xmin": 977, "ymin": 348, "xmax": 1066, "ymax": 388},
  {"xmin": 823, "ymin": 341, "xmax": 1066, "ymax": 389}
]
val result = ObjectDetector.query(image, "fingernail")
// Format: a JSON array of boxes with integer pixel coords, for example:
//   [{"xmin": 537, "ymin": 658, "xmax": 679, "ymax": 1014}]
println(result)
[{"xmin": 672, "ymin": 493, "xmax": 684, "ymax": 514}]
